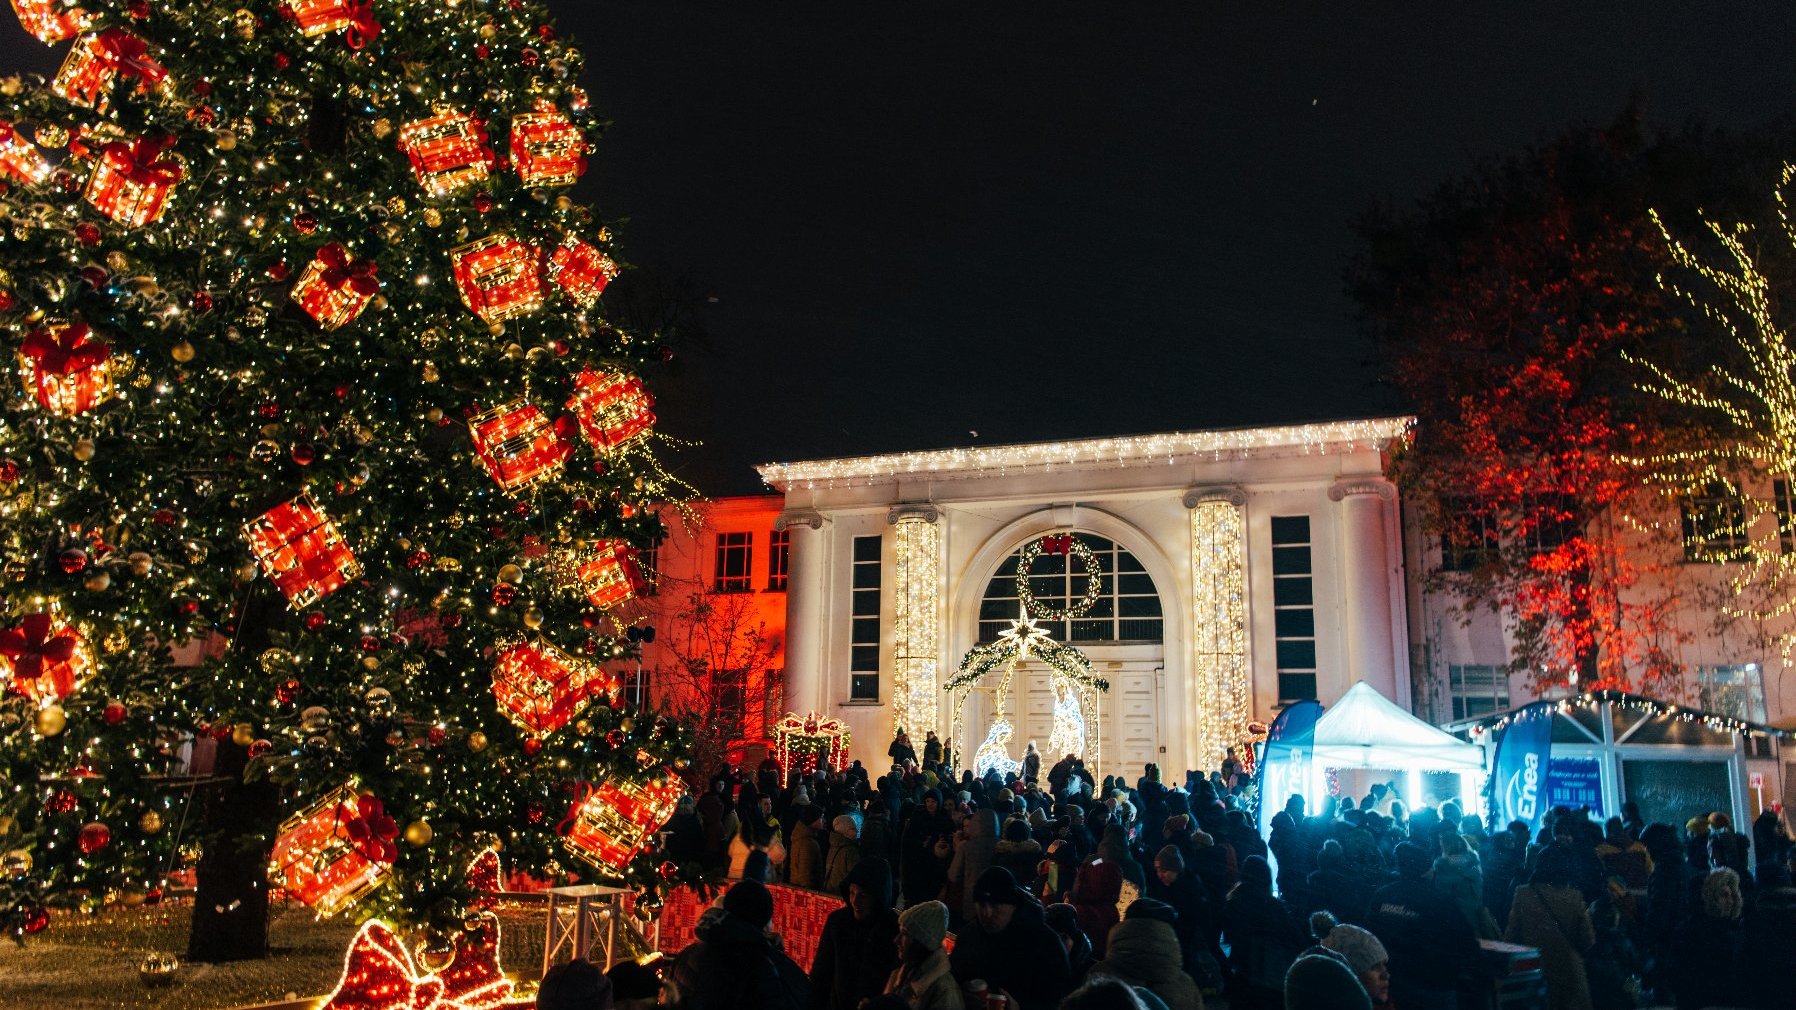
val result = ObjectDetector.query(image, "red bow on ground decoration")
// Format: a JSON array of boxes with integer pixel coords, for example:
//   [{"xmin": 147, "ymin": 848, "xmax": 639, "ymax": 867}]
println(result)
[
  {"xmin": 338, "ymin": 795, "xmax": 399, "ymax": 865},
  {"xmin": 0, "ymin": 613, "xmax": 81, "ymax": 697},
  {"xmin": 21, "ymin": 325, "xmax": 110, "ymax": 375},
  {"xmin": 1040, "ymin": 533, "xmax": 1073, "ymax": 555},
  {"xmin": 317, "ymin": 243, "xmax": 380, "ymax": 294}
]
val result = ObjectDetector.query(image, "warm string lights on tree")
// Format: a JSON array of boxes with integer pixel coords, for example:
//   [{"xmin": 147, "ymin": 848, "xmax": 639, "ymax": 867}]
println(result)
[
  {"xmin": 0, "ymin": 0, "xmax": 695, "ymax": 951},
  {"xmin": 1619, "ymin": 174, "xmax": 1796, "ymax": 657}
]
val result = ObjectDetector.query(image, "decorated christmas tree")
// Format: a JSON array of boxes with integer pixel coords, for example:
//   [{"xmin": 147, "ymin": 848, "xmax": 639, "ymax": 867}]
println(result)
[{"xmin": 0, "ymin": 0, "xmax": 692, "ymax": 957}]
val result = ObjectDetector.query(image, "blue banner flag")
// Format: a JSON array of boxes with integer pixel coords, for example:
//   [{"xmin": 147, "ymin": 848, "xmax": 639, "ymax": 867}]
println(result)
[
  {"xmin": 1255, "ymin": 699, "xmax": 1324, "ymax": 838},
  {"xmin": 1492, "ymin": 702, "xmax": 1555, "ymax": 832}
]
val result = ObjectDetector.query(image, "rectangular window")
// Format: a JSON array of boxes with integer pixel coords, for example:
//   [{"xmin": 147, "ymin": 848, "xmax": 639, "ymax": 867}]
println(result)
[
  {"xmin": 1271, "ymin": 515, "xmax": 1317, "ymax": 703},
  {"xmin": 1695, "ymin": 664, "xmax": 1768, "ymax": 723},
  {"xmin": 1683, "ymin": 482, "xmax": 1748, "ymax": 562},
  {"xmin": 1448, "ymin": 664, "xmax": 1510, "ymax": 721},
  {"xmin": 715, "ymin": 666, "xmax": 748, "ymax": 741},
  {"xmin": 1523, "ymin": 496, "xmax": 1581, "ymax": 556},
  {"xmin": 713, "ymin": 532, "xmax": 753, "ymax": 593},
  {"xmin": 1438, "ymin": 498, "xmax": 1499, "ymax": 573},
  {"xmin": 1776, "ymin": 478, "xmax": 1794, "ymax": 554},
  {"xmin": 850, "ymin": 535, "xmax": 881, "ymax": 701},
  {"xmin": 767, "ymin": 528, "xmax": 790, "ymax": 591},
  {"xmin": 636, "ymin": 544, "xmax": 659, "ymax": 597}
]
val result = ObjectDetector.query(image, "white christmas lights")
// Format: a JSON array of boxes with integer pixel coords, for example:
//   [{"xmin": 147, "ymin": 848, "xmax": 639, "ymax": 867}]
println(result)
[
  {"xmin": 892, "ymin": 515, "xmax": 941, "ymax": 738},
  {"xmin": 1191, "ymin": 498, "xmax": 1250, "ymax": 770}
]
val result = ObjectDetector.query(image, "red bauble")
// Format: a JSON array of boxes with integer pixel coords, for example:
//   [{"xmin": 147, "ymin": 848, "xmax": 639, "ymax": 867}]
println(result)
[
  {"xmin": 267, "ymin": 261, "xmax": 290, "ymax": 281},
  {"xmin": 78, "ymin": 821, "xmax": 111, "ymax": 854},
  {"xmin": 520, "ymin": 48, "xmax": 539, "ymax": 67},
  {"xmin": 406, "ymin": 550, "xmax": 431, "ymax": 569},
  {"xmin": 58, "ymin": 548, "xmax": 88, "ymax": 574},
  {"xmin": 658, "ymin": 861, "xmax": 678, "ymax": 881},
  {"xmin": 658, "ymin": 345, "xmax": 676, "ymax": 363},
  {"xmin": 249, "ymin": 739, "xmax": 272, "ymax": 758},
  {"xmin": 304, "ymin": 611, "xmax": 327, "ymax": 631},
  {"xmin": 191, "ymin": 291, "xmax": 213, "ymax": 313},
  {"xmin": 273, "ymin": 52, "xmax": 291, "ymax": 70},
  {"xmin": 359, "ymin": 635, "xmax": 381, "ymax": 652},
  {"xmin": 293, "ymin": 212, "xmax": 318, "ymax": 234},
  {"xmin": 289, "ymin": 442, "xmax": 315, "ymax": 466},
  {"xmin": 46, "ymin": 790, "xmax": 78, "ymax": 814},
  {"xmin": 74, "ymin": 222, "xmax": 102, "ymax": 246},
  {"xmin": 427, "ymin": 725, "xmax": 447, "ymax": 745},
  {"xmin": 102, "ymin": 701, "xmax": 127, "ymax": 725},
  {"xmin": 524, "ymin": 801, "xmax": 545, "ymax": 824},
  {"xmin": 522, "ymin": 738, "xmax": 542, "ymax": 756},
  {"xmin": 537, "ymin": 25, "xmax": 554, "ymax": 40},
  {"xmin": 20, "ymin": 905, "xmax": 49, "ymax": 934},
  {"xmin": 471, "ymin": 191, "xmax": 493, "ymax": 213},
  {"xmin": 0, "ymin": 290, "xmax": 14, "ymax": 312},
  {"xmin": 127, "ymin": 0, "xmax": 150, "ymax": 18},
  {"xmin": 474, "ymin": 43, "xmax": 490, "ymax": 59},
  {"xmin": 79, "ymin": 265, "xmax": 109, "ymax": 288},
  {"xmin": 605, "ymin": 730, "xmax": 626, "ymax": 748},
  {"xmin": 192, "ymin": 79, "xmax": 212, "ymax": 97},
  {"xmin": 491, "ymin": 583, "xmax": 517, "ymax": 607},
  {"xmin": 276, "ymin": 678, "xmax": 302, "ymax": 704},
  {"xmin": 178, "ymin": 599, "xmax": 199, "ymax": 616},
  {"xmin": 210, "ymin": 723, "xmax": 231, "ymax": 741},
  {"xmin": 152, "ymin": 508, "xmax": 178, "ymax": 527}
]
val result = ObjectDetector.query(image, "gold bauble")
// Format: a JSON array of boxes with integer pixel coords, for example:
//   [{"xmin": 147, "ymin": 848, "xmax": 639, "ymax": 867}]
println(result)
[
  {"xmin": 361, "ymin": 655, "xmax": 381, "ymax": 670},
  {"xmin": 118, "ymin": 886, "xmax": 148, "ymax": 907},
  {"xmin": 424, "ymin": 406, "xmax": 444, "ymax": 423},
  {"xmin": 230, "ymin": 723, "xmax": 254, "ymax": 747},
  {"xmin": 170, "ymin": 341, "xmax": 195, "ymax": 363},
  {"xmin": 259, "ymin": 648, "xmax": 294, "ymax": 674},
  {"xmin": 214, "ymin": 129, "xmax": 237, "ymax": 151},
  {"xmin": 384, "ymin": 728, "xmax": 406, "ymax": 746},
  {"xmin": 386, "ymin": 196, "xmax": 407, "ymax": 216},
  {"xmin": 231, "ymin": 7, "xmax": 256, "ymax": 39},
  {"xmin": 415, "ymin": 943, "xmax": 455, "ymax": 973},
  {"xmin": 421, "ymin": 362, "xmax": 439, "ymax": 383},
  {"xmin": 105, "ymin": 251, "xmax": 129, "ymax": 272},
  {"xmin": 496, "ymin": 564, "xmax": 523, "ymax": 583},
  {"xmin": 521, "ymin": 607, "xmax": 543, "ymax": 630},
  {"xmin": 466, "ymin": 731, "xmax": 488, "ymax": 752},
  {"xmin": 137, "ymin": 951, "xmax": 179, "ymax": 987},
  {"xmin": 138, "ymin": 810, "xmax": 163, "ymax": 835},
  {"xmin": 371, "ymin": 117, "xmax": 393, "ymax": 140},
  {"xmin": 574, "ymin": 719, "xmax": 593, "ymax": 735},
  {"xmin": 403, "ymin": 820, "xmax": 433, "ymax": 847},
  {"xmin": 2, "ymin": 848, "xmax": 33, "ymax": 877},
  {"xmin": 84, "ymin": 570, "xmax": 111, "ymax": 591},
  {"xmin": 554, "ymin": 195, "xmax": 574, "ymax": 212},
  {"xmin": 102, "ymin": 628, "xmax": 129, "ymax": 654},
  {"xmin": 34, "ymin": 705, "xmax": 66, "ymax": 736},
  {"xmin": 619, "ymin": 717, "xmax": 635, "ymax": 734},
  {"xmin": 422, "ymin": 208, "xmax": 442, "ymax": 227},
  {"xmin": 72, "ymin": 439, "xmax": 95, "ymax": 462},
  {"xmin": 128, "ymin": 551, "xmax": 152, "ymax": 576},
  {"xmin": 234, "ymin": 561, "xmax": 259, "ymax": 581}
]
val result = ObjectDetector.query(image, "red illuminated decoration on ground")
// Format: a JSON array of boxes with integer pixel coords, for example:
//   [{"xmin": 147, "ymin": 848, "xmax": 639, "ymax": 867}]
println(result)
[
  {"xmin": 244, "ymin": 492, "xmax": 362, "ymax": 609},
  {"xmin": 773, "ymin": 711, "xmax": 851, "ymax": 779},
  {"xmin": 561, "ymin": 773, "xmax": 684, "ymax": 873}
]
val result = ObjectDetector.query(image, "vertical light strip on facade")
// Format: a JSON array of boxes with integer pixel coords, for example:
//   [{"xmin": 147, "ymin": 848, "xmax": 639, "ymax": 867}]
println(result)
[
  {"xmin": 1190, "ymin": 496, "xmax": 1250, "ymax": 769},
  {"xmin": 892, "ymin": 515, "xmax": 940, "ymax": 737}
]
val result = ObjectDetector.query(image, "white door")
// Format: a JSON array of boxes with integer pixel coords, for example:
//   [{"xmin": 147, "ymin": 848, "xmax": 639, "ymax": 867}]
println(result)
[{"xmin": 1105, "ymin": 663, "xmax": 1161, "ymax": 779}]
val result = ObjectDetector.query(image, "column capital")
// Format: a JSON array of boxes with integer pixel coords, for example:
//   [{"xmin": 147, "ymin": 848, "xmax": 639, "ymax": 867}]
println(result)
[
  {"xmin": 887, "ymin": 503, "xmax": 939, "ymax": 525},
  {"xmin": 1183, "ymin": 485, "xmax": 1246, "ymax": 509},
  {"xmin": 774, "ymin": 508, "xmax": 828, "ymax": 531},
  {"xmin": 1328, "ymin": 478, "xmax": 1396, "ymax": 503}
]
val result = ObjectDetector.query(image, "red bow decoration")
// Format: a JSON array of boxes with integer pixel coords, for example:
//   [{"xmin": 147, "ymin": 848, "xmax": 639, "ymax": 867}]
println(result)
[
  {"xmin": 338, "ymin": 795, "xmax": 399, "ymax": 865},
  {"xmin": 1040, "ymin": 533, "xmax": 1074, "ymax": 555},
  {"xmin": 0, "ymin": 613, "xmax": 81, "ymax": 699},
  {"xmin": 101, "ymin": 134, "xmax": 181, "ymax": 186},
  {"xmin": 94, "ymin": 29, "xmax": 169, "ymax": 89},
  {"xmin": 21, "ymin": 325, "xmax": 110, "ymax": 376},
  {"xmin": 316, "ymin": 243, "xmax": 380, "ymax": 295},
  {"xmin": 554, "ymin": 780, "xmax": 596, "ymax": 837},
  {"xmin": 319, "ymin": 920, "xmax": 445, "ymax": 1010},
  {"xmin": 342, "ymin": 0, "xmax": 381, "ymax": 50}
]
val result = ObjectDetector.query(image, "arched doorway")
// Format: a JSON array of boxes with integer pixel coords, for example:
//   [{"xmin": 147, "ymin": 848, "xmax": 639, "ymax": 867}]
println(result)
[{"xmin": 967, "ymin": 534, "xmax": 1167, "ymax": 777}]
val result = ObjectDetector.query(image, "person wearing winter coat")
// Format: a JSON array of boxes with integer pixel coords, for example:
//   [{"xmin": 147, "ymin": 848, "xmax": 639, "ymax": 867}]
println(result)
[
  {"xmin": 1283, "ymin": 953, "xmax": 1372, "ymax": 1010},
  {"xmin": 1304, "ymin": 839, "xmax": 1373, "ymax": 926},
  {"xmin": 1022, "ymin": 742, "xmax": 1042, "ymax": 785},
  {"xmin": 901, "ymin": 790, "xmax": 952, "ymax": 906},
  {"xmin": 1043, "ymin": 902, "xmax": 1095, "ymax": 986},
  {"xmin": 666, "ymin": 881, "xmax": 810, "ymax": 1010},
  {"xmin": 1088, "ymin": 909, "xmax": 1205, "ymax": 1010},
  {"xmin": 947, "ymin": 808, "xmax": 999, "ymax": 923},
  {"xmin": 1319, "ymin": 920, "xmax": 1392, "ymax": 1010},
  {"xmin": 1595, "ymin": 817, "xmax": 1652, "ymax": 889},
  {"xmin": 885, "ymin": 900, "xmax": 964, "ymax": 1010},
  {"xmin": 948, "ymin": 867, "xmax": 1073, "ymax": 1010},
  {"xmin": 1736, "ymin": 862, "xmax": 1796, "ymax": 1010},
  {"xmin": 1432, "ymin": 830, "xmax": 1487, "ymax": 936},
  {"xmin": 811, "ymin": 858, "xmax": 900, "ymax": 1010},
  {"xmin": 1221, "ymin": 856, "xmax": 1306, "ymax": 1010},
  {"xmin": 1146, "ymin": 846, "xmax": 1216, "ymax": 990},
  {"xmin": 1505, "ymin": 847, "xmax": 1596, "ymax": 1010},
  {"xmin": 1583, "ymin": 896, "xmax": 1643, "ymax": 1010},
  {"xmin": 1068, "ymin": 851, "xmax": 1125, "ymax": 958},
  {"xmin": 861, "ymin": 799, "xmax": 892, "ymax": 864},
  {"xmin": 788, "ymin": 805, "xmax": 826, "ymax": 891},
  {"xmin": 1370, "ymin": 842, "xmax": 1482, "ymax": 1010},
  {"xmin": 994, "ymin": 816, "xmax": 1044, "ymax": 884},
  {"xmin": 1670, "ymin": 867, "xmax": 1744, "ymax": 1010},
  {"xmin": 824, "ymin": 815, "xmax": 863, "ymax": 895}
]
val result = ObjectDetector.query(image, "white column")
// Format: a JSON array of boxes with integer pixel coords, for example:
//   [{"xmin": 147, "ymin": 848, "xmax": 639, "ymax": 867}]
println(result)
[
  {"xmin": 1184, "ymin": 486, "xmax": 1250, "ymax": 773},
  {"xmin": 1330, "ymin": 480, "xmax": 1399, "ymax": 700},
  {"xmin": 777, "ymin": 509, "xmax": 828, "ymax": 716},
  {"xmin": 889, "ymin": 504, "xmax": 942, "ymax": 738}
]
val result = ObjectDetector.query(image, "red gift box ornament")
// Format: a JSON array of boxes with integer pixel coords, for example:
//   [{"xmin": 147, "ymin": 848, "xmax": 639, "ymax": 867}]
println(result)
[
  {"xmin": 0, "ymin": 122, "xmax": 52, "ymax": 186},
  {"xmin": 509, "ymin": 102, "xmax": 586, "ymax": 187},
  {"xmin": 566, "ymin": 366, "xmax": 655, "ymax": 455},
  {"xmin": 10, "ymin": 0, "xmax": 89, "ymax": 44},
  {"xmin": 468, "ymin": 399, "xmax": 572, "ymax": 492},
  {"xmin": 491, "ymin": 637, "xmax": 603, "ymax": 736},
  {"xmin": 397, "ymin": 109, "xmax": 494, "ymax": 196},
  {"xmin": 19, "ymin": 322, "xmax": 114, "ymax": 417},
  {"xmin": 546, "ymin": 235, "xmax": 619, "ymax": 309},
  {"xmin": 51, "ymin": 29, "xmax": 168, "ymax": 112},
  {"xmin": 282, "ymin": 0, "xmax": 379, "ymax": 49},
  {"xmin": 268, "ymin": 782, "xmax": 396, "ymax": 916},
  {"xmin": 560, "ymin": 773, "xmax": 684, "ymax": 874},
  {"xmin": 84, "ymin": 133, "xmax": 182, "ymax": 227},
  {"xmin": 244, "ymin": 491, "xmax": 362, "ymax": 609},
  {"xmin": 552, "ymin": 539, "xmax": 649, "ymax": 612},
  {"xmin": 0, "ymin": 607, "xmax": 95, "ymax": 705},
  {"xmin": 290, "ymin": 243, "xmax": 379, "ymax": 329},
  {"xmin": 450, "ymin": 233, "xmax": 544, "ymax": 322}
]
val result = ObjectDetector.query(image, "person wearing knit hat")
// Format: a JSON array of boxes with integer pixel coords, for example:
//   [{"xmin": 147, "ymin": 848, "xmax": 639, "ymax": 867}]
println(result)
[
  {"xmin": 825, "ymin": 813, "xmax": 863, "ymax": 894},
  {"xmin": 1321, "ymin": 923, "xmax": 1390, "ymax": 1006},
  {"xmin": 1043, "ymin": 902, "xmax": 1095, "ymax": 984},
  {"xmin": 951, "ymin": 867, "xmax": 1073, "ymax": 1010},
  {"xmin": 1284, "ymin": 952, "xmax": 1372, "ymax": 1010}
]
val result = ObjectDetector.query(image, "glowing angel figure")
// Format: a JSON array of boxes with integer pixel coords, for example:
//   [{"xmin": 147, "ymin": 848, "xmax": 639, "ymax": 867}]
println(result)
[
  {"xmin": 1046, "ymin": 676, "xmax": 1087, "ymax": 761},
  {"xmin": 973, "ymin": 716, "xmax": 1022, "ymax": 780}
]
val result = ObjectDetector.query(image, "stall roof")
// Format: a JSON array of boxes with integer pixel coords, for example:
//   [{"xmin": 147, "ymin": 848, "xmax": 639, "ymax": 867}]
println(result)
[
  {"xmin": 1441, "ymin": 690, "xmax": 1793, "ymax": 740},
  {"xmin": 1299, "ymin": 681, "xmax": 1486, "ymax": 771}
]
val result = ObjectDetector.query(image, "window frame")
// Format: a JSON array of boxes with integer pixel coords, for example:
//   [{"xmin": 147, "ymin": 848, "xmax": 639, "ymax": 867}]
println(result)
[
  {"xmin": 849, "ymin": 534, "xmax": 881, "ymax": 702},
  {"xmin": 1682, "ymin": 482, "xmax": 1749, "ymax": 563},
  {"xmin": 1271, "ymin": 515, "xmax": 1318, "ymax": 704},
  {"xmin": 975, "ymin": 534, "xmax": 1163, "ymax": 644},
  {"xmin": 767, "ymin": 528, "xmax": 791, "ymax": 591},
  {"xmin": 713, "ymin": 531, "xmax": 754, "ymax": 593},
  {"xmin": 1447, "ymin": 663, "xmax": 1510, "ymax": 721}
]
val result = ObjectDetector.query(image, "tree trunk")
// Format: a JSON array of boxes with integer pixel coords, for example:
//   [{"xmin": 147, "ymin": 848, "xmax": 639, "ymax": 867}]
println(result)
[{"xmin": 186, "ymin": 738, "xmax": 280, "ymax": 962}]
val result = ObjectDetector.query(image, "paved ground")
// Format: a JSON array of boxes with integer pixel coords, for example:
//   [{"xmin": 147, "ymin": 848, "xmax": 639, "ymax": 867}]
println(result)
[{"xmin": 0, "ymin": 901, "xmax": 548, "ymax": 1010}]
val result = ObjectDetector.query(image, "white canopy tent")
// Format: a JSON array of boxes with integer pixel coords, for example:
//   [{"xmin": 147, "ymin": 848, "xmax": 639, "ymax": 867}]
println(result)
[{"xmin": 1258, "ymin": 682, "xmax": 1486, "ymax": 838}]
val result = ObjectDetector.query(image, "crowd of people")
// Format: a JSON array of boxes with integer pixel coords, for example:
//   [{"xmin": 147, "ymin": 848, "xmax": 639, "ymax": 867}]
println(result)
[{"xmin": 547, "ymin": 729, "xmax": 1796, "ymax": 1010}]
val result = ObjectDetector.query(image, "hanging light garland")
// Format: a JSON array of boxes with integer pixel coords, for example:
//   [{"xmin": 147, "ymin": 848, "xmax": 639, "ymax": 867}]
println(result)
[{"xmin": 1015, "ymin": 533, "xmax": 1103, "ymax": 622}]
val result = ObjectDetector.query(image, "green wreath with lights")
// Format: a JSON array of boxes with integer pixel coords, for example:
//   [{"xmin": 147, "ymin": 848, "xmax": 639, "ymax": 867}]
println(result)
[{"xmin": 1016, "ymin": 533, "xmax": 1103, "ymax": 621}]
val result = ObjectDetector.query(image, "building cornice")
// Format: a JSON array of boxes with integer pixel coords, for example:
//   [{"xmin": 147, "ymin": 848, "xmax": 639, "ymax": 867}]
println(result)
[
  {"xmin": 1327, "ymin": 478, "xmax": 1397, "ymax": 502},
  {"xmin": 773, "ymin": 508, "xmax": 828, "ymax": 531},
  {"xmin": 757, "ymin": 417, "xmax": 1414, "ymax": 491}
]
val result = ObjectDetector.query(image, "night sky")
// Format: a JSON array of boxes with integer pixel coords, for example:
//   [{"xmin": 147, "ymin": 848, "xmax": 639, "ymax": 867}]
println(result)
[{"xmin": 4, "ymin": 4, "xmax": 1790, "ymax": 495}]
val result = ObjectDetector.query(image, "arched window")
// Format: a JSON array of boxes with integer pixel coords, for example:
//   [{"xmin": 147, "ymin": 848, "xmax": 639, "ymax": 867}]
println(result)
[{"xmin": 977, "ymin": 534, "xmax": 1163, "ymax": 644}]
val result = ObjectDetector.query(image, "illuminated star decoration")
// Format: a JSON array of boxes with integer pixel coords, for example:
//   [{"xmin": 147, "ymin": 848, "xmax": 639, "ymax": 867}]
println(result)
[{"xmin": 994, "ymin": 608, "xmax": 1054, "ymax": 660}]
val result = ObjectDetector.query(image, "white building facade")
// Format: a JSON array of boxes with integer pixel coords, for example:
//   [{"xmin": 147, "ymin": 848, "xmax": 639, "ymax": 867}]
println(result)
[{"xmin": 758, "ymin": 418, "xmax": 1414, "ymax": 778}]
